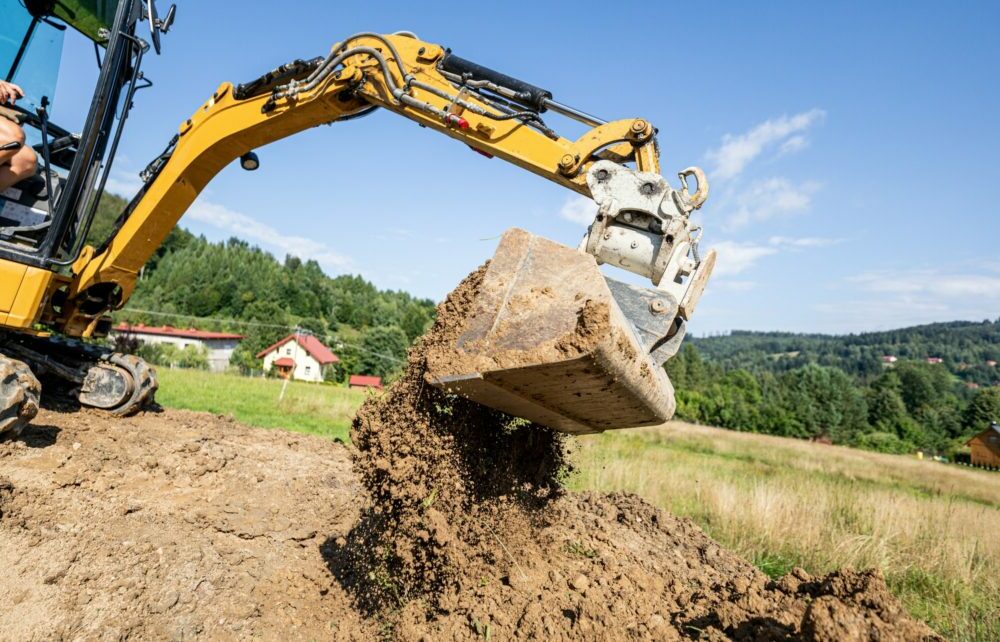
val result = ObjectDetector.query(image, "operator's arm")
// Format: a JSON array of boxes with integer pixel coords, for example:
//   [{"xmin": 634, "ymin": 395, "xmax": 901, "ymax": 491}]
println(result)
[{"xmin": 57, "ymin": 33, "xmax": 709, "ymax": 336}]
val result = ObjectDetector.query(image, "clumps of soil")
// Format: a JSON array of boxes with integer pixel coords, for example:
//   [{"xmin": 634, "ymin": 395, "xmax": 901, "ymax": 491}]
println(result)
[
  {"xmin": 0, "ymin": 402, "xmax": 944, "ymax": 641},
  {"xmin": 336, "ymin": 265, "xmax": 570, "ymax": 612},
  {"xmin": 389, "ymin": 492, "xmax": 942, "ymax": 641}
]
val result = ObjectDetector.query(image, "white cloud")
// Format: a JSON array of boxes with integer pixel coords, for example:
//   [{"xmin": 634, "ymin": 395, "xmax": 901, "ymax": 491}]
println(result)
[
  {"xmin": 186, "ymin": 198, "xmax": 352, "ymax": 271},
  {"xmin": 850, "ymin": 270, "xmax": 1000, "ymax": 300},
  {"xmin": 104, "ymin": 170, "xmax": 143, "ymax": 197},
  {"xmin": 709, "ymin": 235, "xmax": 840, "ymax": 278},
  {"xmin": 707, "ymin": 109, "xmax": 825, "ymax": 180},
  {"xmin": 768, "ymin": 236, "xmax": 841, "ymax": 248},
  {"xmin": 778, "ymin": 135, "xmax": 808, "ymax": 156},
  {"xmin": 559, "ymin": 195, "xmax": 598, "ymax": 226},
  {"xmin": 709, "ymin": 240, "xmax": 779, "ymax": 276},
  {"xmin": 807, "ymin": 267, "xmax": 1000, "ymax": 332},
  {"xmin": 723, "ymin": 177, "xmax": 821, "ymax": 230}
]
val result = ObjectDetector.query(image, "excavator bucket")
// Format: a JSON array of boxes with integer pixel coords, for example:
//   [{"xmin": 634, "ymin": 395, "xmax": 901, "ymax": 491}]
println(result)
[{"xmin": 425, "ymin": 228, "xmax": 687, "ymax": 434}]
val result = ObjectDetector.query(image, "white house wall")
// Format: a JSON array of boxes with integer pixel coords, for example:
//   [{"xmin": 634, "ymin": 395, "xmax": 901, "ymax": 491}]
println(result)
[
  {"xmin": 261, "ymin": 339, "xmax": 325, "ymax": 382},
  {"xmin": 111, "ymin": 332, "xmax": 239, "ymax": 372}
]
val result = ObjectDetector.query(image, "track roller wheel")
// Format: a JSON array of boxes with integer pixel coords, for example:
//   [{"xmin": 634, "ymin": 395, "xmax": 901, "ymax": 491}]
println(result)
[{"xmin": 78, "ymin": 353, "xmax": 158, "ymax": 416}]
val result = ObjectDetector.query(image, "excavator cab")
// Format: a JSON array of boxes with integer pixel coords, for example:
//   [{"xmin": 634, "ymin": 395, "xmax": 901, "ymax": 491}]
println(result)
[
  {"xmin": 0, "ymin": 6, "xmax": 715, "ymax": 437},
  {"xmin": 0, "ymin": 0, "xmax": 149, "ymax": 262}
]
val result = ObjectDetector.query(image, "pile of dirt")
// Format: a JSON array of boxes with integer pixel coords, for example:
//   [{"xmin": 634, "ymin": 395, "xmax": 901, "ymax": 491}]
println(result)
[{"xmin": 0, "ymin": 267, "xmax": 943, "ymax": 641}]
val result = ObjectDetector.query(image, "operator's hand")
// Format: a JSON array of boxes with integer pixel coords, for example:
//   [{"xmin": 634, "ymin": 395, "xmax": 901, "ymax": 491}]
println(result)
[{"xmin": 0, "ymin": 81, "xmax": 25, "ymax": 106}]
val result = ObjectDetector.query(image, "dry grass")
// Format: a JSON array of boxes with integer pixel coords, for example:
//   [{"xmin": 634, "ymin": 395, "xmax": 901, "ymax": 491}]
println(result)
[{"xmin": 571, "ymin": 422, "xmax": 1000, "ymax": 641}]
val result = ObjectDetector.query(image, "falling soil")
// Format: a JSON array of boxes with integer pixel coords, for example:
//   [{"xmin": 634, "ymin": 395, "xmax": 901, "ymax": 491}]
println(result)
[
  {"xmin": 342, "ymin": 265, "xmax": 571, "ymax": 614},
  {"xmin": 0, "ymin": 266, "xmax": 943, "ymax": 641}
]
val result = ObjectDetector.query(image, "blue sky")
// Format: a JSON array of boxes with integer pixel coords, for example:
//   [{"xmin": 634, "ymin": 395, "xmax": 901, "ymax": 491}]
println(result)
[{"xmin": 36, "ymin": 1, "xmax": 1000, "ymax": 334}]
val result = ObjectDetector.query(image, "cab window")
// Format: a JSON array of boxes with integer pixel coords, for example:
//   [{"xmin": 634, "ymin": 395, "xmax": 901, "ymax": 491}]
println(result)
[{"xmin": 1, "ymin": 0, "xmax": 66, "ymax": 145}]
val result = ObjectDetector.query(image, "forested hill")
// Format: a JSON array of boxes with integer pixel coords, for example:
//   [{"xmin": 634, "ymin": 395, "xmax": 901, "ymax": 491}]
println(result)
[
  {"xmin": 667, "ymin": 320, "xmax": 1000, "ymax": 457},
  {"xmin": 691, "ymin": 321, "xmax": 1000, "ymax": 386},
  {"xmin": 91, "ymin": 193, "xmax": 436, "ymax": 379}
]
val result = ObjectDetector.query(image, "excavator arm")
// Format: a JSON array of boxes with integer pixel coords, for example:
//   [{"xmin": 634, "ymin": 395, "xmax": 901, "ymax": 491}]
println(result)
[
  {"xmin": 27, "ymin": 32, "xmax": 715, "ymax": 433},
  {"xmin": 56, "ymin": 33, "xmax": 712, "ymax": 334}
]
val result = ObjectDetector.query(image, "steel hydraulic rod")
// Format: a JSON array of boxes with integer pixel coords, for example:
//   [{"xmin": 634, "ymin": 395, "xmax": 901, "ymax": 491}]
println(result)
[{"xmin": 541, "ymin": 98, "xmax": 606, "ymax": 127}]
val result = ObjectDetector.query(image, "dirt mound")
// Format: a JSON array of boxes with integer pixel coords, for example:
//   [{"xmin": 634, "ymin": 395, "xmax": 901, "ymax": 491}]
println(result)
[
  {"xmin": 0, "ymin": 413, "xmax": 942, "ymax": 642},
  {"xmin": 0, "ymin": 268, "xmax": 942, "ymax": 641},
  {"xmin": 335, "ymin": 265, "xmax": 942, "ymax": 641},
  {"xmin": 0, "ymin": 409, "xmax": 372, "ymax": 641},
  {"xmin": 392, "ymin": 492, "xmax": 938, "ymax": 641}
]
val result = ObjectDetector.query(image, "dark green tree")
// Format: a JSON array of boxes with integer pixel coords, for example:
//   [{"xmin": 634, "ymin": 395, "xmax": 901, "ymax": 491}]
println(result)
[
  {"xmin": 358, "ymin": 325, "xmax": 409, "ymax": 379},
  {"xmin": 963, "ymin": 388, "xmax": 1000, "ymax": 432}
]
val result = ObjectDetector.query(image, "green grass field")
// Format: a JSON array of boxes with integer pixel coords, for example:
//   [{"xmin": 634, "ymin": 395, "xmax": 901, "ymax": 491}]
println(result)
[
  {"xmin": 155, "ymin": 368, "xmax": 366, "ymax": 441},
  {"xmin": 154, "ymin": 368, "xmax": 998, "ymax": 641}
]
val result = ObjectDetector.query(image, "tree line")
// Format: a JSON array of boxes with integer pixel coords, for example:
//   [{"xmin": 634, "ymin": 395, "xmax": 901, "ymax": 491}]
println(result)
[
  {"xmin": 668, "ymin": 331, "xmax": 1000, "ymax": 456},
  {"xmin": 93, "ymin": 193, "xmax": 435, "ymax": 380},
  {"xmin": 689, "ymin": 321, "xmax": 1000, "ymax": 386}
]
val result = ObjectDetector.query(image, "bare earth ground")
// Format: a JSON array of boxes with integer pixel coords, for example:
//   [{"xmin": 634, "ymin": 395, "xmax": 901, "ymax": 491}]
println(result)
[
  {"xmin": 0, "ymin": 407, "xmax": 942, "ymax": 641},
  {"xmin": 0, "ymin": 269, "xmax": 944, "ymax": 640}
]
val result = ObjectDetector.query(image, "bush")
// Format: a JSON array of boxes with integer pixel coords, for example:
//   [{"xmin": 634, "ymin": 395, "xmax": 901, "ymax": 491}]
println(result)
[
  {"xmin": 135, "ymin": 342, "xmax": 209, "ymax": 370},
  {"xmin": 853, "ymin": 431, "xmax": 914, "ymax": 454}
]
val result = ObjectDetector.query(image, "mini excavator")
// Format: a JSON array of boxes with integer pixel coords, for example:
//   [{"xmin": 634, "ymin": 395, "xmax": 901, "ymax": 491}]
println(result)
[{"xmin": 0, "ymin": 0, "xmax": 715, "ymax": 436}]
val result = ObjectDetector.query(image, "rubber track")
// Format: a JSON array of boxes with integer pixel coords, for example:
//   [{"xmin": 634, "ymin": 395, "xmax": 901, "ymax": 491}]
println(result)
[
  {"xmin": 1, "ymin": 333, "xmax": 157, "ymax": 418},
  {"xmin": 0, "ymin": 354, "xmax": 41, "ymax": 437}
]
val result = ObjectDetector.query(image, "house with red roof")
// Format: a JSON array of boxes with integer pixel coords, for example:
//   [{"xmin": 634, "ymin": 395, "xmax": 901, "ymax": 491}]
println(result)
[
  {"xmin": 349, "ymin": 375, "xmax": 383, "ymax": 390},
  {"xmin": 256, "ymin": 332, "xmax": 339, "ymax": 382},
  {"xmin": 112, "ymin": 323, "xmax": 244, "ymax": 372}
]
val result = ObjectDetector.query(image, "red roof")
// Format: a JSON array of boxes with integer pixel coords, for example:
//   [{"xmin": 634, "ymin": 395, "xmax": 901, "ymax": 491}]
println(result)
[
  {"xmin": 256, "ymin": 333, "xmax": 339, "ymax": 364},
  {"xmin": 273, "ymin": 357, "xmax": 295, "ymax": 368},
  {"xmin": 113, "ymin": 322, "xmax": 243, "ymax": 341},
  {"xmin": 349, "ymin": 375, "xmax": 383, "ymax": 389}
]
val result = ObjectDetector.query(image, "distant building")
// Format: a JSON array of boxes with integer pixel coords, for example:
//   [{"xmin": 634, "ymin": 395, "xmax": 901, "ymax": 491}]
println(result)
[
  {"xmin": 881, "ymin": 355, "xmax": 897, "ymax": 364},
  {"xmin": 966, "ymin": 423, "xmax": 1000, "ymax": 468},
  {"xmin": 966, "ymin": 382, "xmax": 980, "ymax": 390},
  {"xmin": 926, "ymin": 357, "xmax": 944, "ymax": 364},
  {"xmin": 349, "ymin": 375, "xmax": 383, "ymax": 390},
  {"xmin": 257, "ymin": 333, "xmax": 339, "ymax": 382},
  {"xmin": 112, "ymin": 323, "xmax": 243, "ymax": 372},
  {"xmin": 987, "ymin": 360, "xmax": 998, "ymax": 368}
]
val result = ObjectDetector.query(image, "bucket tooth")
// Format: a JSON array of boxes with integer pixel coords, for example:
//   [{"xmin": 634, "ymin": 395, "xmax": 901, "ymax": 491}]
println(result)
[{"xmin": 425, "ymin": 228, "xmax": 678, "ymax": 434}]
